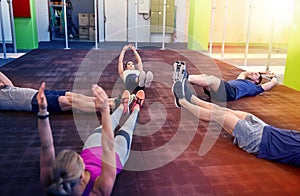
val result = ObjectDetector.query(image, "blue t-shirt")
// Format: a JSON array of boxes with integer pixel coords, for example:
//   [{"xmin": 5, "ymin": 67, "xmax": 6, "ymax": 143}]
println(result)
[
  {"xmin": 228, "ymin": 79, "xmax": 264, "ymax": 100},
  {"xmin": 257, "ymin": 125, "xmax": 300, "ymax": 166}
]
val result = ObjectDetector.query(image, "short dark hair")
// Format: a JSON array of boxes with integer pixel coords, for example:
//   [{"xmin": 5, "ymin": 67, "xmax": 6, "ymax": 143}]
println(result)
[{"xmin": 256, "ymin": 73, "xmax": 263, "ymax": 85}]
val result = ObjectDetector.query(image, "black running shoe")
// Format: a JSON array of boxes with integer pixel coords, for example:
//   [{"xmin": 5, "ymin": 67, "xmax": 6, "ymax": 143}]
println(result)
[{"xmin": 172, "ymin": 80, "xmax": 184, "ymax": 108}]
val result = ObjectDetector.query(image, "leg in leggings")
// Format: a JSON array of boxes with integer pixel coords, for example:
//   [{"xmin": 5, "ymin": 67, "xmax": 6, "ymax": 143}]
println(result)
[
  {"xmin": 114, "ymin": 107, "xmax": 139, "ymax": 166},
  {"xmin": 83, "ymin": 107, "xmax": 123, "ymax": 150}
]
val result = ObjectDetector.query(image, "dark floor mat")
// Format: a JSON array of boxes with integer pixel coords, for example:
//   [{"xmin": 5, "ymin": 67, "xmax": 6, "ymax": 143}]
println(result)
[{"xmin": 0, "ymin": 48, "xmax": 300, "ymax": 196}]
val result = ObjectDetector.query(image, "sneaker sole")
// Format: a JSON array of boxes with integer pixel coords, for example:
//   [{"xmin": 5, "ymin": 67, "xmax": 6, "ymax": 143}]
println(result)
[
  {"xmin": 171, "ymin": 82, "xmax": 181, "ymax": 108},
  {"xmin": 172, "ymin": 61, "xmax": 181, "ymax": 82},
  {"xmin": 145, "ymin": 71, "xmax": 153, "ymax": 88},
  {"xmin": 139, "ymin": 71, "xmax": 146, "ymax": 87},
  {"xmin": 182, "ymin": 78, "xmax": 193, "ymax": 102},
  {"xmin": 131, "ymin": 90, "xmax": 145, "ymax": 112},
  {"xmin": 179, "ymin": 61, "xmax": 187, "ymax": 82},
  {"xmin": 172, "ymin": 61, "xmax": 187, "ymax": 82}
]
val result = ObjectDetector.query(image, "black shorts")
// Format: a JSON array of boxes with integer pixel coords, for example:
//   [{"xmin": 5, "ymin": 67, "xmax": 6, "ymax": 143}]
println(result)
[
  {"xmin": 204, "ymin": 80, "xmax": 236, "ymax": 101},
  {"xmin": 31, "ymin": 90, "xmax": 67, "ymax": 113},
  {"xmin": 124, "ymin": 74, "xmax": 144, "ymax": 93}
]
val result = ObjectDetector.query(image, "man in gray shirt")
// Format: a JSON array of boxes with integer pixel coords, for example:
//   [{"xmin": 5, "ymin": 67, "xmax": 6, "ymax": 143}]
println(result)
[{"xmin": 0, "ymin": 71, "xmax": 117, "ymax": 113}]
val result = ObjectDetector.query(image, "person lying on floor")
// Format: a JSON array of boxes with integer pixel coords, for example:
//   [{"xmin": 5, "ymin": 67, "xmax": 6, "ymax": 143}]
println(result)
[
  {"xmin": 0, "ymin": 71, "xmax": 129, "ymax": 113},
  {"xmin": 172, "ymin": 70, "xmax": 300, "ymax": 166},
  {"xmin": 173, "ymin": 61, "xmax": 277, "ymax": 101},
  {"xmin": 118, "ymin": 44, "xmax": 153, "ymax": 93},
  {"xmin": 37, "ymin": 82, "xmax": 145, "ymax": 195}
]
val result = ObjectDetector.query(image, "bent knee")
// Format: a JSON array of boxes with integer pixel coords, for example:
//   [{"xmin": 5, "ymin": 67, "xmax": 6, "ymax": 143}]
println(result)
[{"xmin": 58, "ymin": 96, "xmax": 72, "ymax": 111}]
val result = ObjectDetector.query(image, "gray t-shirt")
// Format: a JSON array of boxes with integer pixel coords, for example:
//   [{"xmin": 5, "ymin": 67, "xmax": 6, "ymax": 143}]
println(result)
[{"xmin": 0, "ymin": 85, "xmax": 38, "ymax": 111}]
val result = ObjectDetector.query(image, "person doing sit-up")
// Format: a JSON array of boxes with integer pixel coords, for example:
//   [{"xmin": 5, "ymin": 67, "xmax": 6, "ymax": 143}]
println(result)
[
  {"xmin": 174, "ymin": 60, "xmax": 277, "ymax": 101},
  {"xmin": 118, "ymin": 44, "xmax": 153, "ymax": 93},
  {"xmin": 0, "ymin": 71, "xmax": 125, "ymax": 113},
  {"xmin": 37, "ymin": 82, "xmax": 145, "ymax": 195}
]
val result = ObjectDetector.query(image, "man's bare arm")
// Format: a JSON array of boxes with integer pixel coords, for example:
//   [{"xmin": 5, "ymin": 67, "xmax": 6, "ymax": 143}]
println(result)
[
  {"xmin": 261, "ymin": 77, "xmax": 277, "ymax": 91},
  {"xmin": 0, "ymin": 72, "xmax": 14, "ymax": 86}
]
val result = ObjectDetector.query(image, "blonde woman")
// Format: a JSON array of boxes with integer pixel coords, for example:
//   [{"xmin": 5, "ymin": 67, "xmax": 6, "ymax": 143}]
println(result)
[{"xmin": 37, "ymin": 82, "xmax": 145, "ymax": 195}]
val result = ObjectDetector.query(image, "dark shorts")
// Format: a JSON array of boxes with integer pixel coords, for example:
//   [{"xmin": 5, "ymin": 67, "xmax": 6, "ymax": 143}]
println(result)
[
  {"xmin": 124, "ymin": 74, "xmax": 144, "ymax": 93},
  {"xmin": 204, "ymin": 80, "xmax": 236, "ymax": 101},
  {"xmin": 31, "ymin": 90, "xmax": 67, "ymax": 113}
]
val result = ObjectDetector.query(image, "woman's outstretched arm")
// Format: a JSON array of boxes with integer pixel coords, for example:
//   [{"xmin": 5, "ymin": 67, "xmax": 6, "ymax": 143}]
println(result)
[
  {"xmin": 37, "ymin": 82, "xmax": 55, "ymax": 188},
  {"xmin": 118, "ymin": 45, "xmax": 130, "ymax": 78},
  {"xmin": 92, "ymin": 85, "xmax": 116, "ymax": 196}
]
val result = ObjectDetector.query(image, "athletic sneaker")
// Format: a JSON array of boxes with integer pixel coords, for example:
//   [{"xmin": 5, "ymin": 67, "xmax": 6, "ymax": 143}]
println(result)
[
  {"xmin": 131, "ymin": 90, "xmax": 145, "ymax": 112},
  {"xmin": 172, "ymin": 80, "xmax": 184, "ymax": 108},
  {"xmin": 172, "ymin": 61, "xmax": 181, "ymax": 82},
  {"xmin": 179, "ymin": 61, "xmax": 188, "ymax": 81},
  {"xmin": 129, "ymin": 94, "xmax": 136, "ymax": 104},
  {"xmin": 182, "ymin": 78, "xmax": 194, "ymax": 103},
  {"xmin": 172, "ymin": 60, "xmax": 188, "ymax": 82},
  {"xmin": 138, "ymin": 71, "xmax": 146, "ymax": 87},
  {"xmin": 121, "ymin": 90, "xmax": 130, "ymax": 115},
  {"xmin": 113, "ymin": 93, "xmax": 135, "ymax": 113},
  {"xmin": 145, "ymin": 71, "xmax": 154, "ymax": 88}
]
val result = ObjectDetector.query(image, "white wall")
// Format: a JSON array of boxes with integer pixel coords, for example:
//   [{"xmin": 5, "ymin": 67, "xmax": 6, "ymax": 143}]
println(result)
[
  {"xmin": 212, "ymin": 0, "xmax": 294, "ymax": 44},
  {"xmin": 104, "ymin": 0, "xmax": 127, "ymax": 41},
  {"xmin": 35, "ymin": 0, "xmax": 50, "ymax": 41},
  {"xmin": 127, "ymin": 0, "xmax": 151, "ymax": 42},
  {"xmin": 174, "ymin": 0, "xmax": 188, "ymax": 43},
  {"xmin": 0, "ymin": 1, "xmax": 12, "ymax": 43},
  {"xmin": 35, "ymin": 0, "xmax": 188, "ymax": 43}
]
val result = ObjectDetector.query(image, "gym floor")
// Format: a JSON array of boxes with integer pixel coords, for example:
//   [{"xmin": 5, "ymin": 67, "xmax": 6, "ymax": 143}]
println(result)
[{"xmin": 0, "ymin": 43, "xmax": 299, "ymax": 195}]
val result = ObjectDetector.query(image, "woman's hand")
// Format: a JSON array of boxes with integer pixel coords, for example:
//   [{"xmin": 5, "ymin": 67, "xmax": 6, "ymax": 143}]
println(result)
[
  {"xmin": 122, "ymin": 44, "xmax": 131, "ymax": 51},
  {"xmin": 92, "ymin": 84, "xmax": 109, "ymax": 113},
  {"xmin": 37, "ymin": 82, "xmax": 48, "ymax": 113},
  {"xmin": 130, "ymin": 44, "xmax": 136, "ymax": 52}
]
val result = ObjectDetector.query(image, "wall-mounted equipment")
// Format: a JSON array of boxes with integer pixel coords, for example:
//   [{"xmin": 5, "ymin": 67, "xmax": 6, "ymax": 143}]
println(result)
[{"xmin": 138, "ymin": 0, "xmax": 150, "ymax": 14}]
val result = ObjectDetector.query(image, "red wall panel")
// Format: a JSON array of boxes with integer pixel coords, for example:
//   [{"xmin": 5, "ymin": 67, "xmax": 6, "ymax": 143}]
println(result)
[{"xmin": 13, "ymin": 0, "xmax": 31, "ymax": 18}]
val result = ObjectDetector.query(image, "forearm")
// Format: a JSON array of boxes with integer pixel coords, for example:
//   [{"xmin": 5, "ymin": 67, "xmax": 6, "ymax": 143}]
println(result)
[
  {"xmin": 134, "ymin": 50, "xmax": 142, "ymax": 64},
  {"xmin": 92, "ymin": 84, "xmax": 116, "ymax": 196},
  {"xmin": 118, "ymin": 48, "xmax": 126, "ymax": 62},
  {"xmin": 118, "ymin": 49, "xmax": 126, "ymax": 76},
  {"xmin": 133, "ymin": 50, "xmax": 143, "ymax": 71},
  {"xmin": 101, "ymin": 108, "xmax": 114, "ymax": 153},
  {"xmin": 261, "ymin": 78, "xmax": 277, "ymax": 91},
  {"xmin": 0, "ymin": 72, "xmax": 13, "ymax": 86},
  {"xmin": 39, "ymin": 119, "xmax": 55, "ymax": 189},
  {"xmin": 38, "ymin": 109, "xmax": 55, "ymax": 180},
  {"xmin": 38, "ymin": 110, "xmax": 54, "ymax": 148},
  {"xmin": 236, "ymin": 71, "xmax": 248, "ymax": 79},
  {"xmin": 100, "ymin": 107, "xmax": 116, "ymax": 195}
]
